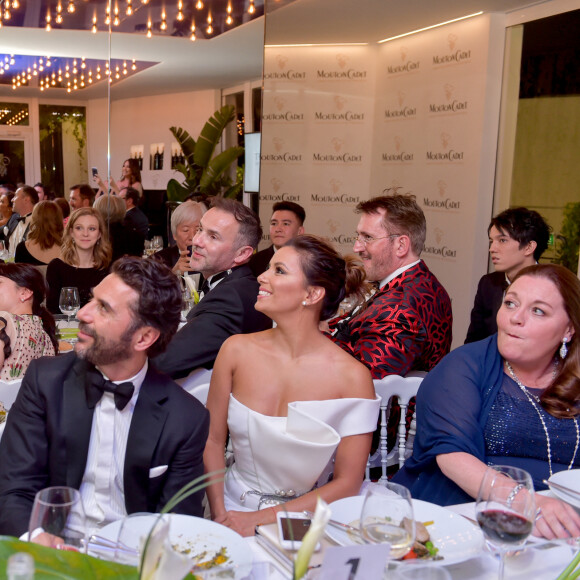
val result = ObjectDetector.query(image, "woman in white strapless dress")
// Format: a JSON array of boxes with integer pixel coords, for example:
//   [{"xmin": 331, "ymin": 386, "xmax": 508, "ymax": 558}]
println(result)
[{"xmin": 204, "ymin": 235, "xmax": 380, "ymax": 537}]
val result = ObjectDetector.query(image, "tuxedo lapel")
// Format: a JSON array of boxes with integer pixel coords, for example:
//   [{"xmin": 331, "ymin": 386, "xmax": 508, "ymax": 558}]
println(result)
[
  {"xmin": 124, "ymin": 369, "xmax": 169, "ymax": 514},
  {"xmin": 62, "ymin": 359, "xmax": 95, "ymax": 487}
]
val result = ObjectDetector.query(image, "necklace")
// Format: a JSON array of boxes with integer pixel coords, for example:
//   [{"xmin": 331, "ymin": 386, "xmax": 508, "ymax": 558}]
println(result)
[{"xmin": 505, "ymin": 361, "xmax": 579, "ymax": 477}]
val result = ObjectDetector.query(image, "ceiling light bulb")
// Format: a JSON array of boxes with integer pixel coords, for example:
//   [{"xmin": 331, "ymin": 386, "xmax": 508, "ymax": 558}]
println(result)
[
  {"xmin": 56, "ymin": 14, "xmax": 63, "ymax": 23},
  {"xmin": 114, "ymin": 15, "xmax": 120, "ymax": 25},
  {"xmin": 67, "ymin": 1, "xmax": 75, "ymax": 14},
  {"xmin": 12, "ymin": 0, "xmax": 20, "ymax": 8},
  {"xmin": 226, "ymin": 14, "xmax": 233, "ymax": 25},
  {"xmin": 190, "ymin": 31, "xmax": 196, "ymax": 41},
  {"xmin": 126, "ymin": 6, "xmax": 133, "ymax": 15},
  {"xmin": 4, "ymin": 9, "xmax": 11, "ymax": 19},
  {"xmin": 248, "ymin": 1, "xmax": 255, "ymax": 14},
  {"xmin": 46, "ymin": 58, "xmax": 51, "ymax": 66},
  {"xmin": 207, "ymin": 12, "xmax": 212, "ymax": 23},
  {"xmin": 177, "ymin": 10, "xmax": 184, "ymax": 21},
  {"xmin": 196, "ymin": 0, "xmax": 203, "ymax": 9},
  {"xmin": 206, "ymin": 23, "xmax": 213, "ymax": 34}
]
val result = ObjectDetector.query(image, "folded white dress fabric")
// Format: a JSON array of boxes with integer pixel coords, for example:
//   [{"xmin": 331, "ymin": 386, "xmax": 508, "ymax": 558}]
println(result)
[{"xmin": 224, "ymin": 394, "xmax": 381, "ymax": 511}]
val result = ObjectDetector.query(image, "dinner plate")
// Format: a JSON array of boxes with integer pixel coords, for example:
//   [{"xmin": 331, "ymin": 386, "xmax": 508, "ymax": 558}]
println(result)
[
  {"xmin": 548, "ymin": 469, "xmax": 580, "ymax": 508},
  {"xmin": 97, "ymin": 513, "xmax": 253, "ymax": 578},
  {"xmin": 327, "ymin": 496, "xmax": 484, "ymax": 566}
]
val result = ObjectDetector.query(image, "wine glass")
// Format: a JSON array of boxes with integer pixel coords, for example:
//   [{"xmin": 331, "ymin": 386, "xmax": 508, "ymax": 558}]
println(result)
[
  {"xmin": 360, "ymin": 482, "xmax": 416, "ymax": 560},
  {"xmin": 475, "ymin": 465, "xmax": 535, "ymax": 580},
  {"xmin": 59, "ymin": 287, "xmax": 80, "ymax": 324},
  {"xmin": 28, "ymin": 486, "xmax": 87, "ymax": 552},
  {"xmin": 152, "ymin": 236, "xmax": 163, "ymax": 252}
]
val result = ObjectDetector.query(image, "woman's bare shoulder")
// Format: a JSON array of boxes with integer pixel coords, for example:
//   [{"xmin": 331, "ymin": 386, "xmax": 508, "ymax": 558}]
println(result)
[{"xmin": 323, "ymin": 339, "xmax": 375, "ymax": 398}]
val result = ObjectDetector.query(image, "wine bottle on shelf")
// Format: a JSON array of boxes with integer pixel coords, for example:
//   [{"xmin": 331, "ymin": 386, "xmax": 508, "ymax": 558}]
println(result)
[
  {"xmin": 158, "ymin": 147, "xmax": 164, "ymax": 170},
  {"xmin": 154, "ymin": 147, "xmax": 160, "ymax": 170},
  {"xmin": 138, "ymin": 152, "xmax": 143, "ymax": 170}
]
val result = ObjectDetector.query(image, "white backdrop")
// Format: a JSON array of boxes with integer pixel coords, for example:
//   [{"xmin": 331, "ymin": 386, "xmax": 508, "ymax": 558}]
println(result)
[{"xmin": 260, "ymin": 14, "xmax": 506, "ymax": 345}]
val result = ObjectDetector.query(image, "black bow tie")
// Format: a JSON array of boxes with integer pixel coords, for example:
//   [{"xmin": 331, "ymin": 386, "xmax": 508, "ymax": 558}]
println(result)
[
  {"xmin": 16, "ymin": 215, "xmax": 28, "ymax": 223},
  {"xmin": 85, "ymin": 367, "xmax": 135, "ymax": 411},
  {"xmin": 199, "ymin": 269, "xmax": 230, "ymax": 295}
]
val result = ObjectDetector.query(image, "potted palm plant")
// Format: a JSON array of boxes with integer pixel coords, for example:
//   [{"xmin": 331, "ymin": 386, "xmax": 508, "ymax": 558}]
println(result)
[{"xmin": 166, "ymin": 105, "xmax": 245, "ymax": 203}]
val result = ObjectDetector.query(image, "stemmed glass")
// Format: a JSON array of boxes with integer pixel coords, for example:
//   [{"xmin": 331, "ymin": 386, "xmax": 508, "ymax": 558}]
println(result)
[
  {"xmin": 475, "ymin": 465, "xmax": 536, "ymax": 580},
  {"xmin": 59, "ymin": 287, "xmax": 80, "ymax": 324},
  {"xmin": 152, "ymin": 236, "xmax": 163, "ymax": 252},
  {"xmin": 360, "ymin": 482, "xmax": 416, "ymax": 561},
  {"xmin": 28, "ymin": 486, "xmax": 87, "ymax": 552}
]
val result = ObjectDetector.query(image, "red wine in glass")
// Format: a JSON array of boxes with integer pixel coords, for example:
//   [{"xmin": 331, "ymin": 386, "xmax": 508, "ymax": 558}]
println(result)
[{"xmin": 477, "ymin": 509, "xmax": 533, "ymax": 546}]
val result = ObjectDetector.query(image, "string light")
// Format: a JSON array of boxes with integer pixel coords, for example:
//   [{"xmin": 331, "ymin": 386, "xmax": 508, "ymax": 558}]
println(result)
[
  {"xmin": 196, "ymin": 0, "xmax": 203, "ymax": 9},
  {"xmin": 248, "ymin": 0, "xmax": 255, "ymax": 15},
  {"xmin": 206, "ymin": 11, "xmax": 213, "ymax": 35},
  {"xmin": 126, "ymin": 0, "xmax": 133, "ymax": 16},
  {"xmin": 67, "ymin": 0, "xmax": 75, "ymax": 14},
  {"xmin": 92, "ymin": 14, "xmax": 97, "ymax": 33},
  {"xmin": 226, "ymin": 3, "xmax": 233, "ymax": 25},
  {"xmin": 160, "ymin": 9, "xmax": 167, "ymax": 31}
]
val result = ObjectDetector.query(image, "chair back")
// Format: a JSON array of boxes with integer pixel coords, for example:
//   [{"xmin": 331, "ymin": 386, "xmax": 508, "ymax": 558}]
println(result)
[
  {"xmin": 366, "ymin": 371, "xmax": 426, "ymax": 482},
  {"xmin": 0, "ymin": 379, "xmax": 23, "ymax": 411},
  {"xmin": 0, "ymin": 379, "xmax": 23, "ymax": 443},
  {"xmin": 175, "ymin": 367, "xmax": 213, "ymax": 406}
]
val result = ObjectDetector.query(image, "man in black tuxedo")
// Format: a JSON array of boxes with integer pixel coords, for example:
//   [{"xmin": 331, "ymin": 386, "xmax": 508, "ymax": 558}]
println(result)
[
  {"xmin": 249, "ymin": 201, "xmax": 305, "ymax": 277},
  {"xmin": 465, "ymin": 207, "xmax": 551, "ymax": 343},
  {"xmin": 121, "ymin": 186, "xmax": 149, "ymax": 239},
  {"xmin": 154, "ymin": 198, "xmax": 272, "ymax": 379},
  {"xmin": 0, "ymin": 257, "xmax": 209, "ymax": 539}
]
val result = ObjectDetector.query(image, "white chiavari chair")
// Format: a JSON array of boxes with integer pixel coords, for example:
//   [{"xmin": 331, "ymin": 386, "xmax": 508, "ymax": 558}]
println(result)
[{"xmin": 365, "ymin": 371, "xmax": 426, "ymax": 483}]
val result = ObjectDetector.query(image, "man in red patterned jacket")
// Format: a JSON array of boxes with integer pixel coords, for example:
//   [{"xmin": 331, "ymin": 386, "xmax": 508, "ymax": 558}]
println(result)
[{"xmin": 328, "ymin": 194, "xmax": 452, "ymax": 379}]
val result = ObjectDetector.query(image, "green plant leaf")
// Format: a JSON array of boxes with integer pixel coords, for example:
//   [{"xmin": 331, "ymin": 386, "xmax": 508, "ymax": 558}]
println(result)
[
  {"xmin": 200, "ymin": 147, "xmax": 244, "ymax": 191},
  {"xmin": 194, "ymin": 105, "xmax": 236, "ymax": 168},
  {"xmin": 0, "ymin": 536, "xmax": 137, "ymax": 579},
  {"xmin": 166, "ymin": 178, "xmax": 192, "ymax": 202},
  {"xmin": 170, "ymin": 127, "xmax": 197, "ymax": 168}
]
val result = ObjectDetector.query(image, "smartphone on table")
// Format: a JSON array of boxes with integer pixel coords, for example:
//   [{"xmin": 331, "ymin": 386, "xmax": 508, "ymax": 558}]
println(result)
[{"xmin": 276, "ymin": 511, "xmax": 320, "ymax": 551}]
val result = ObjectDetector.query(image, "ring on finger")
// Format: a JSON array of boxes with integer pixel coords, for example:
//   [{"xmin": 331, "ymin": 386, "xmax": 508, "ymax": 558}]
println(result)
[{"xmin": 535, "ymin": 508, "xmax": 544, "ymax": 522}]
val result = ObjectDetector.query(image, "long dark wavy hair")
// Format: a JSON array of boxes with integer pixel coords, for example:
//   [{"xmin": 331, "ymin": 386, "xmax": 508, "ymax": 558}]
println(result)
[
  {"xmin": 512, "ymin": 264, "xmax": 580, "ymax": 418},
  {"xmin": 0, "ymin": 263, "xmax": 58, "ymax": 355}
]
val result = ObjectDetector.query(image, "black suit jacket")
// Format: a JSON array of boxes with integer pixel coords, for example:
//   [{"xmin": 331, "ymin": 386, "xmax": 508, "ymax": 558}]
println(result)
[
  {"xmin": 124, "ymin": 207, "xmax": 149, "ymax": 239},
  {"xmin": 153, "ymin": 264, "xmax": 272, "ymax": 378},
  {"xmin": 0, "ymin": 353, "xmax": 209, "ymax": 537},
  {"xmin": 248, "ymin": 245, "xmax": 275, "ymax": 277},
  {"xmin": 465, "ymin": 271, "xmax": 508, "ymax": 343}
]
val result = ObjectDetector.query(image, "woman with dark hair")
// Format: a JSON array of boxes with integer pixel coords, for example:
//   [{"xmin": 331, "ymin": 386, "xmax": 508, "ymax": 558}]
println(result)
[
  {"xmin": 0, "ymin": 263, "xmax": 57, "ymax": 380},
  {"xmin": 396, "ymin": 264, "xmax": 580, "ymax": 540},
  {"xmin": 94, "ymin": 158, "xmax": 143, "ymax": 198},
  {"xmin": 0, "ymin": 192, "xmax": 14, "ymax": 230},
  {"xmin": 14, "ymin": 201, "xmax": 63, "ymax": 265},
  {"xmin": 204, "ymin": 234, "xmax": 380, "ymax": 536},
  {"xmin": 46, "ymin": 207, "xmax": 112, "ymax": 313}
]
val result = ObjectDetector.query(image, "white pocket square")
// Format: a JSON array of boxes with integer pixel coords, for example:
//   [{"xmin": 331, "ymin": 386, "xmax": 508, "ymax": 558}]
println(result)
[{"xmin": 149, "ymin": 465, "xmax": 168, "ymax": 478}]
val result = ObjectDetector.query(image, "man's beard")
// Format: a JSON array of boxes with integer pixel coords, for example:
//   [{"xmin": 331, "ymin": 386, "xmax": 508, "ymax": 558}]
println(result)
[{"xmin": 75, "ymin": 322, "xmax": 139, "ymax": 366}]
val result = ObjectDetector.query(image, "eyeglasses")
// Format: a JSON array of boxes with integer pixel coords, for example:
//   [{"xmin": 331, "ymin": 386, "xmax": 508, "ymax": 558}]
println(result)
[{"xmin": 353, "ymin": 233, "xmax": 402, "ymax": 246}]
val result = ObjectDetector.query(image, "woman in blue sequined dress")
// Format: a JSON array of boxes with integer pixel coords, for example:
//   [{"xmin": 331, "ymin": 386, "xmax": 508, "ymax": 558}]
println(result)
[{"xmin": 396, "ymin": 264, "xmax": 580, "ymax": 539}]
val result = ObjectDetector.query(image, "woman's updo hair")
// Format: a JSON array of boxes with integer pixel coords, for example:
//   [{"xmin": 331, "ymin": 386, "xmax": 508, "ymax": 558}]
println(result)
[{"xmin": 285, "ymin": 234, "xmax": 364, "ymax": 320}]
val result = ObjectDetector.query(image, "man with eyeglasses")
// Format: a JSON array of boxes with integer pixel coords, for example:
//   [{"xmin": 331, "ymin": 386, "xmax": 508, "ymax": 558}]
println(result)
[{"xmin": 327, "ymin": 194, "xmax": 452, "ymax": 378}]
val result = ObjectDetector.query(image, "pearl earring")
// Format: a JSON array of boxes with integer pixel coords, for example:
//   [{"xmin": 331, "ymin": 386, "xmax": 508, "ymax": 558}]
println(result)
[
  {"xmin": 560, "ymin": 337, "xmax": 569, "ymax": 359},
  {"xmin": 301, "ymin": 301, "xmax": 307, "ymax": 306}
]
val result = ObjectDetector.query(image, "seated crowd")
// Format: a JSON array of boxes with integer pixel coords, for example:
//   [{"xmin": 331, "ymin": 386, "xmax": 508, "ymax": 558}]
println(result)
[{"xmin": 0, "ymin": 185, "xmax": 578, "ymax": 546}]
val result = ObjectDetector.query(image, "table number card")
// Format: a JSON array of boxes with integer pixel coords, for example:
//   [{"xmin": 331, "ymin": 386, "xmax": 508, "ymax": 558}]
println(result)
[{"xmin": 318, "ymin": 544, "xmax": 391, "ymax": 579}]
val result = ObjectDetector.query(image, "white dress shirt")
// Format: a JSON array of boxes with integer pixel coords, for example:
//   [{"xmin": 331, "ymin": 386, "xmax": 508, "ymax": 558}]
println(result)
[{"xmin": 78, "ymin": 360, "xmax": 149, "ymax": 531}]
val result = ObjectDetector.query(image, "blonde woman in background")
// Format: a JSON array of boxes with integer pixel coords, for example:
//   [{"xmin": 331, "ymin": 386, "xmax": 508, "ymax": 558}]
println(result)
[{"xmin": 46, "ymin": 208, "xmax": 112, "ymax": 313}]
